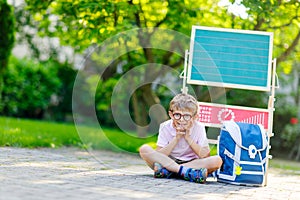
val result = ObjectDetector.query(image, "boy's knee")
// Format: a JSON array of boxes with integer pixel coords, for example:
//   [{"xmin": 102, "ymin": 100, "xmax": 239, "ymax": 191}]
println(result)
[
  {"xmin": 216, "ymin": 156, "xmax": 223, "ymax": 167},
  {"xmin": 139, "ymin": 144, "xmax": 153, "ymax": 155}
]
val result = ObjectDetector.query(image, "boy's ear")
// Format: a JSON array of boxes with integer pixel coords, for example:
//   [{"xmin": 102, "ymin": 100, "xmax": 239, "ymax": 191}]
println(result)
[
  {"xmin": 193, "ymin": 113, "xmax": 199, "ymax": 120},
  {"xmin": 168, "ymin": 111, "xmax": 173, "ymax": 118}
]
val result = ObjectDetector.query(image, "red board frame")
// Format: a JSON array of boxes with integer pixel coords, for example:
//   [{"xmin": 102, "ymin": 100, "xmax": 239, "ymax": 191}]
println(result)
[{"xmin": 198, "ymin": 102, "xmax": 269, "ymax": 129}]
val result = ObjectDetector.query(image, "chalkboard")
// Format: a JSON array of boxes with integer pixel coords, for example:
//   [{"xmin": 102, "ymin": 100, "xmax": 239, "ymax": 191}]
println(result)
[{"xmin": 187, "ymin": 26, "xmax": 273, "ymax": 91}]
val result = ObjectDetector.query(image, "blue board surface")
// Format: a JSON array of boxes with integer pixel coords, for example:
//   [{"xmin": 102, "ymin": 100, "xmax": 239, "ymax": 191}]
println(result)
[{"xmin": 187, "ymin": 26, "xmax": 273, "ymax": 91}]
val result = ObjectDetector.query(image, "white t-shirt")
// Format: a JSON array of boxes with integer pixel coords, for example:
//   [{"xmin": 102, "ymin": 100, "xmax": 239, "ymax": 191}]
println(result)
[{"xmin": 157, "ymin": 119, "xmax": 209, "ymax": 161}]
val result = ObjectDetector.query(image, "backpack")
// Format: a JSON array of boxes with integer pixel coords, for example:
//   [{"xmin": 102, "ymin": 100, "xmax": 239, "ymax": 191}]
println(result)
[{"xmin": 217, "ymin": 121, "xmax": 268, "ymax": 186}]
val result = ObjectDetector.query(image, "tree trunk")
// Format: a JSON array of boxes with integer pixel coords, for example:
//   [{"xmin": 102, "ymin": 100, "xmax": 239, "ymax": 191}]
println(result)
[
  {"xmin": 288, "ymin": 137, "xmax": 300, "ymax": 161},
  {"xmin": 277, "ymin": 31, "xmax": 300, "ymax": 64},
  {"xmin": 288, "ymin": 143, "xmax": 297, "ymax": 160},
  {"xmin": 140, "ymin": 83, "xmax": 169, "ymax": 125},
  {"xmin": 0, "ymin": 61, "xmax": 6, "ymax": 111},
  {"xmin": 295, "ymin": 144, "xmax": 300, "ymax": 161},
  {"xmin": 0, "ymin": 69, "xmax": 3, "ymax": 110},
  {"xmin": 131, "ymin": 90, "xmax": 148, "ymax": 138},
  {"xmin": 0, "ymin": 1, "xmax": 15, "ymax": 111}
]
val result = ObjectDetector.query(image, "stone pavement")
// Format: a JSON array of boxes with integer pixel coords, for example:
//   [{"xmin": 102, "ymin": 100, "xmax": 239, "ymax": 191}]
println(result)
[{"xmin": 0, "ymin": 147, "xmax": 299, "ymax": 200}]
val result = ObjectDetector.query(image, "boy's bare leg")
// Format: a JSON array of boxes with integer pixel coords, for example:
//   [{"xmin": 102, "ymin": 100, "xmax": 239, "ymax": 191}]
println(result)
[
  {"xmin": 139, "ymin": 144, "xmax": 222, "ymax": 174},
  {"xmin": 139, "ymin": 144, "xmax": 180, "ymax": 173},
  {"xmin": 181, "ymin": 156, "xmax": 223, "ymax": 174}
]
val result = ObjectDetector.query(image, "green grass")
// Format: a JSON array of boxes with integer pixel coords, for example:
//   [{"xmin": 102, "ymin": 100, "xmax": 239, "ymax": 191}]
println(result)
[
  {"xmin": 269, "ymin": 158, "xmax": 300, "ymax": 175},
  {"xmin": 0, "ymin": 116, "xmax": 157, "ymax": 153},
  {"xmin": 0, "ymin": 116, "xmax": 219, "ymax": 155},
  {"xmin": 2, "ymin": 116, "xmax": 300, "ymax": 173}
]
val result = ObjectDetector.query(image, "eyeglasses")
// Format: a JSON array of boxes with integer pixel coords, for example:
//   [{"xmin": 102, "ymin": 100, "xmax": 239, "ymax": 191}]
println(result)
[{"xmin": 172, "ymin": 112, "xmax": 193, "ymax": 121}]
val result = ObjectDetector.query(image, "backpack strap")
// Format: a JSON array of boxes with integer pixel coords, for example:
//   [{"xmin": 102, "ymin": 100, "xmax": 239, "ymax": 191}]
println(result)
[{"xmin": 224, "ymin": 149, "xmax": 240, "ymax": 164}]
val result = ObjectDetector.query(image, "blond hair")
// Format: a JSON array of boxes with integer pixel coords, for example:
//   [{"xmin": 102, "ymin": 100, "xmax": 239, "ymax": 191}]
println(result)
[{"xmin": 169, "ymin": 93, "xmax": 198, "ymax": 114}]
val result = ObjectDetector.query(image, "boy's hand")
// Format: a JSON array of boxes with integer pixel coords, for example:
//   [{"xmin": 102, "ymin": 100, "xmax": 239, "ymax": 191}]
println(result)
[
  {"xmin": 173, "ymin": 122, "xmax": 185, "ymax": 139},
  {"xmin": 184, "ymin": 129, "xmax": 195, "ymax": 147},
  {"xmin": 172, "ymin": 119, "xmax": 194, "ymax": 139},
  {"xmin": 175, "ymin": 127, "xmax": 186, "ymax": 139},
  {"xmin": 184, "ymin": 129, "xmax": 191, "ymax": 139}
]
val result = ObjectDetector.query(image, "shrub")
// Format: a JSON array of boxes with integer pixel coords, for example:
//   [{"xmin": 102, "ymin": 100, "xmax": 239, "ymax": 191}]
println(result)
[
  {"xmin": 46, "ymin": 61, "xmax": 78, "ymax": 121},
  {"xmin": 0, "ymin": 57, "xmax": 61, "ymax": 118}
]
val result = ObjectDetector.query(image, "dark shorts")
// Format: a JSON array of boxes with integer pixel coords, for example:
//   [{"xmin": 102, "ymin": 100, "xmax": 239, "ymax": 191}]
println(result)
[{"xmin": 169, "ymin": 155, "xmax": 195, "ymax": 165}]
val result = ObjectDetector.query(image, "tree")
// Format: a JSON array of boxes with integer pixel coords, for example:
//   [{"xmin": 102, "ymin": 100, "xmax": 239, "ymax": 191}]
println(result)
[
  {"xmin": 24, "ymin": 0, "xmax": 300, "ymax": 136},
  {"xmin": 228, "ymin": 0, "xmax": 300, "ymax": 66},
  {"xmin": 276, "ymin": 63, "xmax": 300, "ymax": 160},
  {"xmin": 25, "ymin": 0, "xmax": 226, "ymax": 136},
  {"xmin": 0, "ymin": 0, "xmax": 15, "ymax": 109}
]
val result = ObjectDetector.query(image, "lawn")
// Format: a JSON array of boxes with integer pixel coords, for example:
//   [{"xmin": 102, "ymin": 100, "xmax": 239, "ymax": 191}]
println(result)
[
  {"xmin": 269, "ymin": 158, "xmax": 300, "ymax": 175},
  {"xmin": 0, "ymin": 116, "xmax": 157, "ymax": 153},
  {"xmin": 0, "ymin": 116, "xmax": 219, "ymax": 154},
  {"xmin": 1, "ymin": 116, "xmax": 300, "ymax": 173}
]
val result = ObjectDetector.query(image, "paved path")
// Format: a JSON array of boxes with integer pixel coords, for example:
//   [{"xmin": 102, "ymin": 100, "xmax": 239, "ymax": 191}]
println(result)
[{"xmin": 0, "ymin": 147, "xmax": 299, "ymax": 200}]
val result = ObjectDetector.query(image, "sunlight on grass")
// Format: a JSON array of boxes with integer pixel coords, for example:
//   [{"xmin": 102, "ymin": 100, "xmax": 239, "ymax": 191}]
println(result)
[
  {"xmin": 0, "ymin": 117, "xmax": 81, "ymax": 148},
  {"xmin": 0, "ymin": 117, "xmax": 237, "ymax": 156},
  {"xmin": 0, "ymin": 117, "xmax": 157, "ymax": 153},
  {"xmin": 2, "ymin": 116, "xmax": 300, "ymax": 173},
  {"xmin": 269, "ymin": 158, "xmax": 300, "ymax": 174}
]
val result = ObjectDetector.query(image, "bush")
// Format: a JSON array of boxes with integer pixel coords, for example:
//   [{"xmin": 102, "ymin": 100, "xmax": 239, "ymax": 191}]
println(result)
[
  {"xmin": 270, "ymin": 101, "xmax": 298, "ymax": 158},
  {"xmin": 46, "ymin": 61, "xmax": 78, "ymax": 121},
  {"xmin": 0, "ymin": 57, "xmax": 61, "ymax": 118}
]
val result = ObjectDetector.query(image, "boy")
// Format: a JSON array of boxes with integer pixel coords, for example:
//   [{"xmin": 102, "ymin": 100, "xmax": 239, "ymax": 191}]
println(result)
[{"xmin": 139, "ymin": 93, "xmax": 222, "ymax": 183}]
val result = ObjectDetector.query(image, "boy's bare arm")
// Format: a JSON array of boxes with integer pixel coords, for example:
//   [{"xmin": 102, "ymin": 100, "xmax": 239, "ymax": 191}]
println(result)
[
  {"xmin": 184, "ymin": 133, "xmax": 210, "ymax": 158},
  {"xmin": 156, "ymin": 134, "xmax": 183, "ymax": 156}
]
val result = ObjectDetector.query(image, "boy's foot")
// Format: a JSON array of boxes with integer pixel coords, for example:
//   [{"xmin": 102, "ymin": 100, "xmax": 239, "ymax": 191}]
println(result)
[
  {"xmin": 207, "ymin": 171, "xmax": 217, "ymax": 178},
  {"xmin": 153, "ymin": 162, "xmax": 173, "ymax": 178},
  {"xmin": 182, "ymin": 168, "xmax": 207, "ymax": 183}
]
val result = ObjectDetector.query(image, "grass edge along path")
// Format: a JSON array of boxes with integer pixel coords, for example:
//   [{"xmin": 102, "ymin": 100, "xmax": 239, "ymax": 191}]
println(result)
[
  {"xmin": 2, "ymin": 116, "xmax": 300, "ymax": 174},
  {"xmin": 0, "ymin": 116, "xmax": 157, "ymax": 153}
]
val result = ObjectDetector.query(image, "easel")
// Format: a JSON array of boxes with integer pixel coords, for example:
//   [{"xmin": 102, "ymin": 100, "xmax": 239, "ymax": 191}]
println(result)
[{"xmin": 180, "ymin": 26, "xmax": 278, "ymax": 186}]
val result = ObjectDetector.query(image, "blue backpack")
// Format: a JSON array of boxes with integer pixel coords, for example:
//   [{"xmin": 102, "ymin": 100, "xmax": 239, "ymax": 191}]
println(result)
[{"xmin": 217, "ymin": 121, "xmax": 268, "ymax": 186}]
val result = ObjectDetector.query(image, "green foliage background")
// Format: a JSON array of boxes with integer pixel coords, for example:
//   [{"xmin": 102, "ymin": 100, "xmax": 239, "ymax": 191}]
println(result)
[
  {"xmin": 1, "ymin": 0, "xmax": 300, "ymax": 159},
  {"xmin": 1, "ymin": 57, "xmax": 61, "ymax": 118}
]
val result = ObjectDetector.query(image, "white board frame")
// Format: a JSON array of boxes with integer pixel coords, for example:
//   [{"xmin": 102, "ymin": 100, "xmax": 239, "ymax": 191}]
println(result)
[{"xmin": 187, "ymin": 26, "xmax": 274, "ymax": 91}]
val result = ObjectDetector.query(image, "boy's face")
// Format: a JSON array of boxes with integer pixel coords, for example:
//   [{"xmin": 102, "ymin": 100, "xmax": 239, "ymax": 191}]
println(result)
[{"xmin": 169, "ymin": 109, "xmax": 197, "ymax": 131}]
